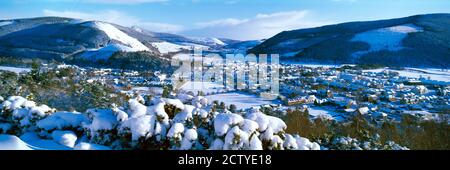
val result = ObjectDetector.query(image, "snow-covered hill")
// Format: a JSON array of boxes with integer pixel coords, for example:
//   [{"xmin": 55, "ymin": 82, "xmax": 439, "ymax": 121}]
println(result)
[
  {"xmin": 0, "ymin": 21, "xmax": 13, "ymax": 27},
  {"xmin": 0, "ymin": 17, "xmax": 248, "ymax": 62},
  {"xmin": 150, "ymin": 42, "xmax": 190, "ymax": 54},
  {"xmin": 350, "ymin": 24, "xmax": 423, "ymax": 57},
  {"xmin": 77, "ymin": 21, "xmax": 152, "ymax": 60},
  {"xmin": 249, "ymin": 13, "xmax": 450, "ymax": 68},
  {"xmin": 83, "ymin": 21, "xmax": 150, "ymax": 52},
  {"xmin": 190, "ymin": 37, "xmax": 227, "ymax": 46}
]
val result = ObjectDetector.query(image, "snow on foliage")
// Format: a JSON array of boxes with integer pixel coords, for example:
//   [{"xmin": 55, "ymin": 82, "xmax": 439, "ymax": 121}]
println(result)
[
  {"xmin": 173, "ymin": 105, "xmax": 195, "ymax": 124},
  {"xmin": 74, "ymin": 142, "xmax": 111, "ymax": 150},
  {"xmin": 86, "ymin": 109, "xmax": 118, "ymax": 132},
  {"xmin": 1, "ymin": 96, "xmax": 55, "ymax": 134},
  {"xmin": 37, "ymin": 111, "xmax": 89, "ymax": 131},
  {"xmin": 214, "ymin": 112, "xmax": 244, "ymax": 136},
  {"xmin": 0, "ymin": 95, "xmax": 325, "ymax": 150},
  {"xmin": 180, "ymin": 128, "xmax": 197, "ymax": 150},
  {"xmin": 245, "ymin": 107, "xmax": 286, "ymax": 133},
  {"xmin": 127, "ymin": 98, "xmax": 147, "ymax": 118},
  {"xmin": 294, "ymin": 135, "xmax": 320, "ymax": 150},
  {"xmin": 223, "ymin": 126, "xmax": 249, "ymax": 150},
  {"xmin": 51, "ymin": 130, "xmax": 77, "ymax": 148},
  {"xmin": 324, "ymin": 135, "xmax": 408, "ymax": 150},
  {"xmin": 167, "ymin": 123, "xmax": 184, "ymax": 139},
  {"xmin": 119, "ymin": 115, "xmax": 155, "ymax": 141}
]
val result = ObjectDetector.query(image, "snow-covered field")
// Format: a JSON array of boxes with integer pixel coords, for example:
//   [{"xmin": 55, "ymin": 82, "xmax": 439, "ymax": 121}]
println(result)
[
  {"xmin": 364, "ymin": 68, "xmax": 450, "ymax": 82},
  {"xmin": 151, "ymin": 41, "xmax": 211, "ymax": 54},
  {"xmin": 190, "ymin": 37, "xmax": 226, "ymax": 46},
  {"xmin": 0, "ymin": 66, "xmax": 31, "ymax": 74},
  {"xmin": 172, "ymin": 53, "xmax": 223, "ymax": 65},
  {"xmin": 179, "ymin": 81, "xmax": 227, "ymax": 94},
  {"xmin": 351, "ymin": 24, "xmax": 422, "ymax": 56},
  {"xmin": 179, "ymin": 42, "xmax": 210, "ymax": 50},
  {"xmin": 126, "ymin": 87, "xmax": 164, "ymax": 96},
  {"xmin": 205, "ymin": 92, "xmax": 281, "ymax": 110},
  {"xmin": 151, "ymin": 42, "xmax": 192, "ymax": 54}
]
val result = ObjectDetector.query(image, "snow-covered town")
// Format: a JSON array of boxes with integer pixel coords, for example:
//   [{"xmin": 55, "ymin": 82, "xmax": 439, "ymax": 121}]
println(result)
[{"xmin": 279, "ymin": 64, "xmax": 450, "ymax": 123}]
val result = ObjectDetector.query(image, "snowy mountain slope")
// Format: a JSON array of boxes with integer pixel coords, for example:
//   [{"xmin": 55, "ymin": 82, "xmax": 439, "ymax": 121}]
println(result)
[
  {"xmin": 83, "ymin": 21, "xmax": 149, "ymax": 52},
  {"xmin": 218, "ymin": 38, "xmax": 242, "ymax": 45},
  {"xmin": 120, "ymin": 26, "xmax": 255, "ymax": 52},
  {"xmin": 224, "ymin": 40, "xmax": 263, "ymax": 51},
  {"xmin": 75, "ymin": 21, "xmax": 153, "ymax": 60},
  {"xmin": 0, "ymin": 20, "xmax": 111, "ymax": 60},
  {"xmin": 80, "ymin": 44, "xmax": 140, "ymax": 60},
  {"xmin": 0, "ymin": 21, "xmax": 13, "ymax": 27},
  {"xmin": 118, "ymin": 25, "xmax": 236, "ymax": 52},
  {"xmin": 208, "ymin": 37, "xmax": 227, "ymax": 46},
  {"xmin": 190, "ymin": 37, "xmax": 227, "ymax": 46},
  {"xmin": 150, "ymin": 42, "xmax": 192, "ymax": 54},
  {"xmin": 350, "ymin": 24, "xmax": 423, "ymax": 57},
  {"xmin": 249, "ymin": 14, "xmax": 450, "ymax": 68},
  {"xmin": 0, "ymin": 17, "xmax": 74, "ymax": 37},
  {"xmin": 0, "ymin": 17, "xmax": 246, "ymax": 62}
]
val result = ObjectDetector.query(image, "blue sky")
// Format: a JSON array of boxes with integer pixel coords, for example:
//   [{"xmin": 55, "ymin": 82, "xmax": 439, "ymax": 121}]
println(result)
[{"xmin": 1, "ymin": 0, "xmax": 449, "ymax": 40}]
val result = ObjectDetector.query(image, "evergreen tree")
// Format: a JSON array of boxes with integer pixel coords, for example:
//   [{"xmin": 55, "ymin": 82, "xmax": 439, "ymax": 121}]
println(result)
[
  {"xmin": 229, "ymin": 104, "xmax": 237, "ymax": 113},
  {"xmin": 219, "ymin": 102, "xmax": 226, "ymax": 110},
  {"xmin": 162, "ymin": 86, "xmax": 170, "ymax": 98},
  {"xmin": 30, "ymin": 59, "xmax": 41, "ymax": 81}
]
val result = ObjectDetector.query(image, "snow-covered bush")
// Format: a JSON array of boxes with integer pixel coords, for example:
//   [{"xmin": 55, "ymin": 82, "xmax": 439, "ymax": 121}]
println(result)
[
  {"xmin": 323, "ymin": 135, "xmax": 408, "ymax": 150},
  {"xmin": 51, "ymin": 130, "xmax": 77, "ymax": 148},
  {"xmin": 0, "ymin": 95, "xmax": 322, "ymax": 150},
  {"xmin": 0, "ymin": 96, "xmax": 55, "ymax": 134},
  {"xmin": 36, "ymin": 111, "xmax": 89, "ymax": 136},
  {"xmin": 84, "ymin": 108, "xmax": 119, "ymax": 146},
  {"xmin": 180, "ymin": 128, "xmax": 198, "ymax": 150},
  {"xmin": 74, "ymin": 142, "xmax": 111, "ymax": 150}
]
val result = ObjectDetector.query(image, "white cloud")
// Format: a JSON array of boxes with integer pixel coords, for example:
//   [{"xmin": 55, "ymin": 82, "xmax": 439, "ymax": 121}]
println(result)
[
  {"xmin": 42, "ymin": 9, "xmax": 333, "ymax": 40},
  {"xmin": 184, "ymin": 10, "xmax": 333, "ymax": 40},
  {"xmin": 43, "ymin": 9, "xmax": 138, "ymax": 25},
  {"xmin": 197, "ymin": 18, "xmax": 249, "ymax": 27},
  {"xmin": 138, "ymin": 22, "xmax": 184, "ymax": 33},
  {"xmin": 43, "ymin": 9, "xmax": 183, "ymax": 33}
]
